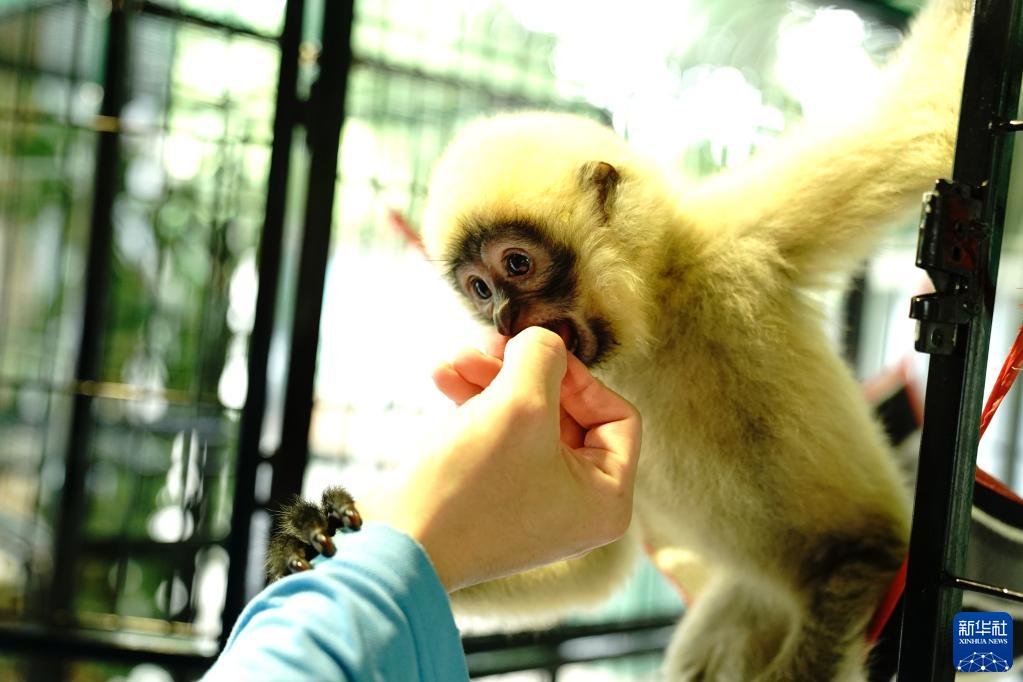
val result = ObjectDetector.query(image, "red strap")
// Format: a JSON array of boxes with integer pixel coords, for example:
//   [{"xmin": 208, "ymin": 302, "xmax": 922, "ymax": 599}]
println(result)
[
  {"xmin": 976, "ymin": 466, "xmax": 1023, "ymax": 506},
  {"xmin": 869, "ymin": 322, "xmax": 1023, "ymax": 641},
  {"xmin": 980, "ymin": 323, "xmax": 1023, "ymax": 438},
  {"xmin": 868, "ymin": 556, "xmax": 908, "ymax": 642}
]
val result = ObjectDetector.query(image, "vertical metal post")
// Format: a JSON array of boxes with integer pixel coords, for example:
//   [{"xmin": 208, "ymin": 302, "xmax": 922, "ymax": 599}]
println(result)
[
  {"xmin": 266, "ymin": 1, "xmax": 354, "ymax": 523},
  {"xmin": 49, "ymin": 0, "xmax": 129, "ymax": 622},
  {"xmin": 221, "ymin": 0, "xmax": 306, "ymax": 643},
  {"xmin": 897, "ymin": 0, "xmax": 1023, "ymax": 678}
]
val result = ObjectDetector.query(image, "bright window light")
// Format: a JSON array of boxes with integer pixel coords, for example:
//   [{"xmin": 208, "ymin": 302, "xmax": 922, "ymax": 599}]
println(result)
[{"xmin": 775, "ymin": 7, "xmax": 881, "ymax": 123}]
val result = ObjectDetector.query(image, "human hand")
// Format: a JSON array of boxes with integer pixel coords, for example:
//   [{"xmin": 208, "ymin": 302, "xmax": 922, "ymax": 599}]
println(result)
[{"xmin": 360, "ymin": 326, "xmax": 641, "ymax": 592}]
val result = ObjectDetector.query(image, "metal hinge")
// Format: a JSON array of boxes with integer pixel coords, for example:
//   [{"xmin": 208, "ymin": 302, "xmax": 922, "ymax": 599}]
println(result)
[{"xmin": 908, "ymin": 180, "xmax": 989, "ymax": 355}]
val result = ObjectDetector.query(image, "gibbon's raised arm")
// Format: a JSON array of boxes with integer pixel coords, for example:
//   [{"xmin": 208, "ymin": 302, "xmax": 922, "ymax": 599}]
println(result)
[{"xmin": 679, "ymin": 0, "xmax": 971, "ymax": 287}]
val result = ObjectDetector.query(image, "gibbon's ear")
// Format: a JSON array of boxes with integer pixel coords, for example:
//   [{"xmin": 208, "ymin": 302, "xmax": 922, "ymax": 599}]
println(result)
[{"xmin": 579, "ymin": 161, "xmax": 620, "ymax": 223}]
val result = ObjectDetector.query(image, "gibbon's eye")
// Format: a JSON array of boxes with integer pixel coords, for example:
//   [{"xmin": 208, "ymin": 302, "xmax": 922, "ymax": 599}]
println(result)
[
  {"xmin": 505, "ymin": 252, "xmax": 531, "ymax": 276},
  {"xmin": 469, "ymin": 277, "xmax": 492, "ymax": 300}
]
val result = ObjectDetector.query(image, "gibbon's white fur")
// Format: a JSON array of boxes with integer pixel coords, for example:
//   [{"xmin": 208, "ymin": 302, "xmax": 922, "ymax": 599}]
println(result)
[{"xmin": 420, "ymin": 0, "xmax": 971, "ymax": 680}]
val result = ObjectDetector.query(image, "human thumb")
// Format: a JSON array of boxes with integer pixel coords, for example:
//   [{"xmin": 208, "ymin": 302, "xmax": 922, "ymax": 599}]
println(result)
[{"xmin": 493, "ymin": 327, "xmax": 567, "ymax": 405}]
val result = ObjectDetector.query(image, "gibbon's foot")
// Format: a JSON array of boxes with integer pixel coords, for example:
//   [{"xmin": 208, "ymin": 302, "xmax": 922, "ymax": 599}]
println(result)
[{"xmin": 266, "ymin": 486, "xmax": 363, "ymax": 581}]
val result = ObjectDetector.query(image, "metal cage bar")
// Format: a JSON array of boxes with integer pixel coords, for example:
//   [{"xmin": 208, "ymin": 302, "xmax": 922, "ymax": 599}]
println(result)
[
  {"xmin": 897, "ymin": 0, "xmax": 1023, "ymax": 678},
  {"xmin": 266, "ymin": 0, "xmax": 354, "ymax": 538},
  {"xmin": 0, "ymin": 0, "xmax": 306, "ymax": 672},
  {"xmin": 49, "ymin": 0, "xmax": 130, "ymax": 622},
  {"xmin": 220, "ymin": 0, "xmax": 306, "ymax": 643}
]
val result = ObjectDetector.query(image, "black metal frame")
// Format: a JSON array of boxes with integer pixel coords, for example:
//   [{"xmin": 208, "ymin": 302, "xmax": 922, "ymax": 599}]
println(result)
[
  {"xmin": 222, "ymin": 0, "xmax": 358, "ymax": 640},
  {"xmin": 265, "ymin": 0, "xmax": 354, "ymax": 549},
  {"xmin": 0, "ymin": 0, "xmax": 326, "ymax": 672},
  {"xmin": 220, "ymin": 0, "xmax": 306, "ymax": 643},
  {"xmin": 0, "ymin": 612, "xmax": 679, "ymax": 677},
  {"xmin": 463, "ymin": 615, "xmax": 678, "ymax": 677},
  {"xmin": 48, "ymin": 0, "xmax": 130, "ymax": 623},
  {"xmin": 897, "ymin": 0, "xmax": 1023, "ymax": 678}
]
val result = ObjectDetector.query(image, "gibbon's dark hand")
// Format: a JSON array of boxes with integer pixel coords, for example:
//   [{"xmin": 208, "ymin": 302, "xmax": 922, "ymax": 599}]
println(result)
[{"xmin": 360, "ymin": 326, "xmax": 641, "ymax": 592}]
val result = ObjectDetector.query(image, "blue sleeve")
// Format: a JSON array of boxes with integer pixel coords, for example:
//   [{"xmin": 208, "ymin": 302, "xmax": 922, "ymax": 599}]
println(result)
[{"xmin": 202, "ymin": 522, "xmax": 470, "ymax": 682}]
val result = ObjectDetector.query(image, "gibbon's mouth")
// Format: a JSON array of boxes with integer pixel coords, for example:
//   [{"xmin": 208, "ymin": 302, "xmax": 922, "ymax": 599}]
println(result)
[
  {"xmin": 541, "ymin": 318, "xmax": 579, "ymax": 355},
  {"xmin": 536, "ymin": 319, "xmax": 597, "ymax": 366}
]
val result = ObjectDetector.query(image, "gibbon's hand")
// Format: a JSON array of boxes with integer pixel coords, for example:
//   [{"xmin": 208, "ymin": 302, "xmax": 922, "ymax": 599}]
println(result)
[{"xmin": 361, "ymin": 326, "xmax": 641, "ymax": 592}]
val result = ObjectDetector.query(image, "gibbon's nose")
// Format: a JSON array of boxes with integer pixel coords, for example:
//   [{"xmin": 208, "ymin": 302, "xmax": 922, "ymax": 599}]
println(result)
[{"xmin": 493, "ymin": 300, "xmax": 517, "ymax": 336}]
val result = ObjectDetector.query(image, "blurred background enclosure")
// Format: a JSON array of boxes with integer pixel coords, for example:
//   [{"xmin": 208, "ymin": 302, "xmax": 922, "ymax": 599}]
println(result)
[{"xmin": 0, "ymin": 0, "xmax": 1019, "ymax": 680}]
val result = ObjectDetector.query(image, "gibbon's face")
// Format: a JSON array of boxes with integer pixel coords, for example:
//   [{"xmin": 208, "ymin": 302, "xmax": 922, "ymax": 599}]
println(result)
[
  {"xmin": 424, "ymin": 115, "xmax": 636, "ymax": 366},
  {"xmin": 449, "ymin": 220, "xmax": 615, "ymax": 367}
]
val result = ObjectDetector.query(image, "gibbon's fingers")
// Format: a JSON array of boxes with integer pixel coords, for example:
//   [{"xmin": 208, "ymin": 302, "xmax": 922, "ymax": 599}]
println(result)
[
  {"xmin": 431, "ymin": 363, "xmax": 483, "ymax": 405},
  {"xmin": 560, "ymin": 352, "xmax": 641, "ymax": 476}
]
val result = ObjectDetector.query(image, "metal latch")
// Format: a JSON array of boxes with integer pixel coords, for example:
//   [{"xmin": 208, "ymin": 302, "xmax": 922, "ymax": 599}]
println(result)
[{"xmin": 908, "ymin": 180, "xmax": 988, "ymax": 355}]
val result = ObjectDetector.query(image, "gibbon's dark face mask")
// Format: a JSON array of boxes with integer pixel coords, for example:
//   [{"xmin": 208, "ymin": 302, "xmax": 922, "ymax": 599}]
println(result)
[{"xmin": 448, "ymin": 220, "xmax": 616, "ymax": 367}]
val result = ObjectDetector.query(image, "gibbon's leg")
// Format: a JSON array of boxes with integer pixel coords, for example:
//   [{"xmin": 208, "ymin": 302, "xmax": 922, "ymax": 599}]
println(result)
[
  {"xmin": 757, "ymin": 533, "xmax": 904, "ymax": 682},
  {"xmin": 664, "ymin": 522, "xmax": 902, "ymax": 681},
  {"xmin": 664, "ymin": 573, "xmax": 796, "ymax": 682},
  {"xmin": 450, "ymin": 529, "xmax": 640, "ymax": 619},
  {"xmin": 266, "ymin": 486, "xmax": 363, "ymax": 581}
]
